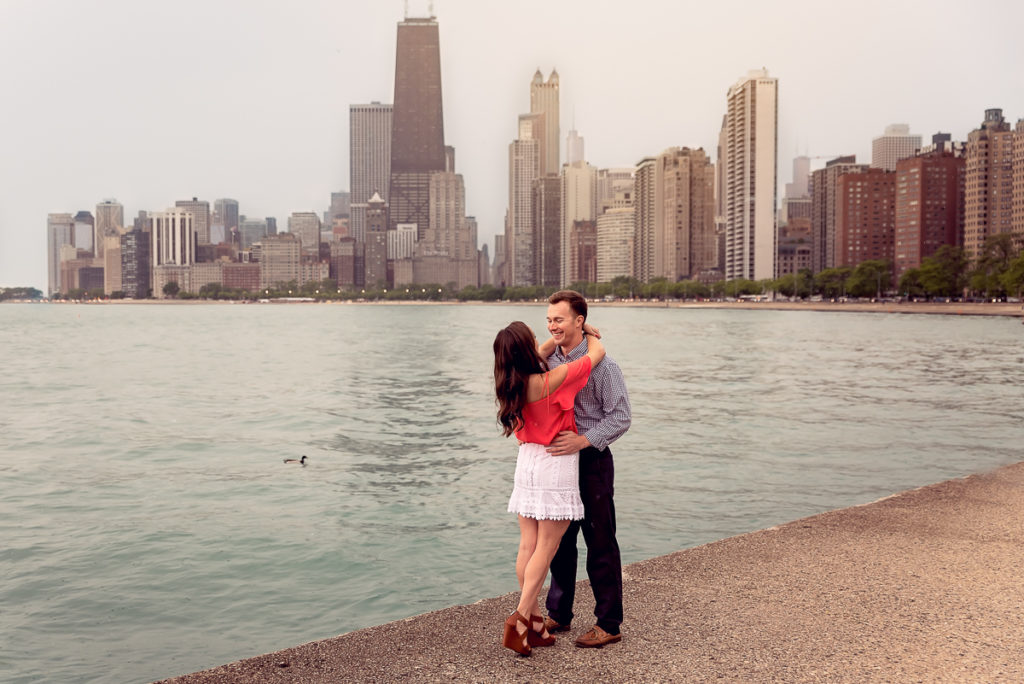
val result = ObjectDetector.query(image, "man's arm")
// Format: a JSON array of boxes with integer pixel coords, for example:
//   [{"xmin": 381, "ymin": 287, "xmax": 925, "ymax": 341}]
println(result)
[{"xmin": 581, "ymin": 359, "xmax": 631, "ymax": 451}]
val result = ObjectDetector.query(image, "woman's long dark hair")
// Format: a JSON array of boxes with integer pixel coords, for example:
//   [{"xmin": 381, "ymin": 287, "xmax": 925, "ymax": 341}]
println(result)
[{"xmin": 493, "ymin": 321, "xmax": 548, "ymax": 437}]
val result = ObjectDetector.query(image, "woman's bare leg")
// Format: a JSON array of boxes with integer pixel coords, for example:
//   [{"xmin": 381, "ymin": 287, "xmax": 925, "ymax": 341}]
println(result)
[
  {"xmin": 516, "ymin": 518, "xmax": 571, "ymax": 618},
  {"xmin": 516, "ymin": 515, "xmax": 538, "ymax": 590}
]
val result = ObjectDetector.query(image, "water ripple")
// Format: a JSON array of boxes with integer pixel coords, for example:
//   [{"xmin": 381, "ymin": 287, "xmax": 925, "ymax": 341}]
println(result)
[{"xmin": 0, "ymin": 304, "xmax": 1020, "ymax": 683}]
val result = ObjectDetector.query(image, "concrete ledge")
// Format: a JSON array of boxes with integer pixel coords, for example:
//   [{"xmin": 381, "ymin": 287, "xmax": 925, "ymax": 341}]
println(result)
[{"xmin": 159, "ymin": 462, "xmax": 1024, "ymax": 683}]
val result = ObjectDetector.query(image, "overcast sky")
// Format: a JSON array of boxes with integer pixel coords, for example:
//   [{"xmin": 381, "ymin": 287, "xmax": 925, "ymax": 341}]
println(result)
[{"xmin": 2, "ymin": 0, "xmax": 1022, "ymax": 290}]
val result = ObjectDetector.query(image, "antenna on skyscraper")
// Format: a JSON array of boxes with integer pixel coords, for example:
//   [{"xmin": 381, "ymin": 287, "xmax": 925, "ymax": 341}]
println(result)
[
  {"xmin": 429, "ymin": 0, "xmax": 435, "ymax": 17},
  {"xmin": 404, "ymin": 0, "xmax": 408, "ymax": 18}
]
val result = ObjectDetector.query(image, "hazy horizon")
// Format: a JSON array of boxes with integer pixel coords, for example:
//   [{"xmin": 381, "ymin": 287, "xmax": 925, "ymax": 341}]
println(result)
[{"xmin": 3, "ymin": 0, "xmax": 1022, "ymax": 290}]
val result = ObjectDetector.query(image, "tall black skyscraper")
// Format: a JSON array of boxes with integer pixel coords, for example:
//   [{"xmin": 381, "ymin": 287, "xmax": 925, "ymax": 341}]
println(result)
[{"xmin": 389, "ymin": 15, "xmax": 446, "ymax": 236}]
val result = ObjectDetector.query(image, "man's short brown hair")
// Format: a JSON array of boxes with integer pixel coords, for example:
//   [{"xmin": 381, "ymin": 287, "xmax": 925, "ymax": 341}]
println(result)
[{"xmin": 548, "ymin": 289, "xmax": 587, "ymax": 321}]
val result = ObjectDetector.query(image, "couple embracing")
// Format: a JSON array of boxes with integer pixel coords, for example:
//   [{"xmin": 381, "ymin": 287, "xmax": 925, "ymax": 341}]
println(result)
[{"xmin": 492, "ymin": 289, "xmax": 632, "ymax": 656}]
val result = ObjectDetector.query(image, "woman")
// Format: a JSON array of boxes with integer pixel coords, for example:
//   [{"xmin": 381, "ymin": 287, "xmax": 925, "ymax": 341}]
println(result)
[{"xmin": 493, "ymin": 320, "xmax": 605, "ymax": 656}]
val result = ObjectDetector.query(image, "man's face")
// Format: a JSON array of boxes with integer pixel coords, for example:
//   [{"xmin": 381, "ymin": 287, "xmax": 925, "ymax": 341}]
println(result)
[{"xmin": 547, "ymin": 300, "xmax": 583, "ymax": 349}]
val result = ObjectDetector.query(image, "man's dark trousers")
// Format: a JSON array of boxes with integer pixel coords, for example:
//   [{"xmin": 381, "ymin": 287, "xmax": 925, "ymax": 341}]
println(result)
[{"xmin": 545, "ymin": 445, "xmax": 623, "ymax": 634}]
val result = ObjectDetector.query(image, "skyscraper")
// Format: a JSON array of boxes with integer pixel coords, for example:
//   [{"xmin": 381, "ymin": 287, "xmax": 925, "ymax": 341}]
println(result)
[
  {"xmin": 364, "ymin": 192, "xmax": 389, "ymax": 288},
  {"xmin": 95, "ymin": 199, "xmax": 124, "ymax": 260},
  {"xmin": 632, "ymin": 157, "xmax": 657, "ymax": 283},
  {"xmin": 721, "ymin": 69, "xmax": 778, "ymax": 281},
  {"xmin": 47, "ymin": 213, "xmax": 74, "ymax": 297},
  {"xmin": 871, "ymin": 124, "xmax": 922, "ymax": 172},
  {"xmin": 811, "ymin": 156, "xmax": 867, "ymax": 272},
  {"xmin": 389, "ymin": 15, "xmax": 446, "ymax": 237},
  {"xmin": 964, "ymin": 109, "xmax": 1018, "ymax": 258},
  {"xmin": 893, "ymin": 148, "xmax": 964, "ymax": 279},
  {"xmin": 73, "ymin": 211, "xmax": 95, "ymax": 254},
  {"xmin": 213, "ymin": 199, "xmax": 239, "ymax": 245},
  {"xmin": 288, "ymin": 212, "xmax": 322, "ymax": 255},
  {"xmin": 149, "ymin": 209, "xmax": 195, "ymax": 268},
  {"xmin": 632, "ymin": 148, "xmax": 715, "ymax": 282},
  {"xmin": 530, "ymin": 69, "xmax": 560, "ymax": 176},
  {"xmin": 120, "ymin": 229, "xmax": 151, "ymax": 299},
  {"xmin": 566, "ymin": 128, "xmax": 585, "ymax": 166},
  {"xmin": 532, "ymin": 175, "xmax": 562, "ymax": 287},
  {"xmin": 350, "ymin": 102, "xmax": 392, "ymax": 242},
  {"xmin": 258, "ymin": 233, "xmax": 301, "ymax": 290},
  {"xmin": 508, "ymin": 116, "xmax": 540, "ymax": 287},
  {"xmin": 836, "ymin": 168, "xmax": 896, "ymax": 267},
  {"xmin": 175, "ymin": 197, "xmax": 211, "ymax": 245},
  {"xmin": 560, "ymin": 160, "xmax": 598, "ymax": 285},
  {"xmin": 597, "ymin": 204, "xmax": 634, "ymax": 283},
  {"xmin": 150, "ymin": 208, "xmax": 195, "ymax": 297}
]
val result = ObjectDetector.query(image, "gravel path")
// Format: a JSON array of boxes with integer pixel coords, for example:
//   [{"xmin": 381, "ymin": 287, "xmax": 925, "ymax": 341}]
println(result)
[{"xmin": 159, "ymin": 461, "xmax": 1024, "ymax": 683}]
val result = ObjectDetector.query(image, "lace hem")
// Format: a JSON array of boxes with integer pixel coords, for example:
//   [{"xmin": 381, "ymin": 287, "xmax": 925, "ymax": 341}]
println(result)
[
  {"xmin": 508, "ymin": 509, "xmax": 582, "ymax": 521},
  {"xmin": 508, "ymin": 486, "xmax": 584, "ymax": 521}
]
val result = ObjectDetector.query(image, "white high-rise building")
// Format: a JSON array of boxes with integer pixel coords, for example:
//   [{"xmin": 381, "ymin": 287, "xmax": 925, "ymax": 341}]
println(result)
[
  {"xmin": 560, "ymin": 160, "xmax": 598, "ymax": 285},
  {"xmin": 149, "ymin": 208, "xmax": 196, "ymax": 268},
  {"xmin": 597, "ymin": 205, "xmax": 634, "ymax": 283},
  {"xmin": 598, "ymin": 168, "xmax": 634, "ymax": 213},
  {"xmin": 566, "ymin": 128, "xmax": 584, "ymax": 166},
  {"xmin": 721, "ymin": 69, "xmax": 778, "ymax": 281},
  {"xmin": 287, "ymin": 212, "xmax": 322, "ymax": 255},
  {"xmin": 633, "ymin": 158, "xmax": 657, "ymax": 282},
  {"xmin": 349, "ymin": 102, "xmax": 392, "ymax": 242},
  {"xmin": 530, "ymin": 69, "xmax": 560, "ymax": 176},
  {"xmin": 46, "ymin": 213, "xmax": 75, "ymax": 297},
  {"xmin": 508, "ymin": 135, "xmax": 540, "ymax": 287},
  {"xmin": 785, "ymin": 156, "xmax": 811, "ymax": 199},
  {"xmin": 871, "ymin": 124, "xmax": 922, "ymax": 172}
]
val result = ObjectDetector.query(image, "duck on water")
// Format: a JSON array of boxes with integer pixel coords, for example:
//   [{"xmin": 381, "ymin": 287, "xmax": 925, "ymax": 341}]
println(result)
[{"xmin": 283, "ymin": 455, "xmax": 307, "ymax": 465}]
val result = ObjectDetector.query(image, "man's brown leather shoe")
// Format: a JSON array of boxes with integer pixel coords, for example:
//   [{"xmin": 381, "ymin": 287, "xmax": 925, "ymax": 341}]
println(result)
[
  {"xmin": 574, "ymin": 625, "xmax": 622, "ymax": 648},
  {"xmin": 543, "ymin": 616, "xmax": 570, "ymax": 633}
]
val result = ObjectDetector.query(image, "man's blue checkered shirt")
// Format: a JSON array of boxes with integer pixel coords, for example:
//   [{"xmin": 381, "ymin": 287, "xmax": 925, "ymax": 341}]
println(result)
[{"xmin": 547, "ymin": 336, "xmax": 631, "ymax": 451}]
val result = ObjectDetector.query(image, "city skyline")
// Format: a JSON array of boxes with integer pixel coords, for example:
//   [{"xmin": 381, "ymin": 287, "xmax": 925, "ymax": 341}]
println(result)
[{"xmin": 3, "ymin": 0, "xmax": 1023, "ymax": 290}]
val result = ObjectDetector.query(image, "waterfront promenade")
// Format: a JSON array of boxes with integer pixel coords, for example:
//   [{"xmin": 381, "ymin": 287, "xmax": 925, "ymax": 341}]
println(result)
[{"xmin": 160, "ymin": 461, "xmax": 1024, "ymax": 683}]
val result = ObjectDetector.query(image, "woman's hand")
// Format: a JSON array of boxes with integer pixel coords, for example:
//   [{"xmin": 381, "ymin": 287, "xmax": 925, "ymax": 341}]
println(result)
[{"xmin": 583, "ymin": 322, "xmax": 601, "ymax": 339}]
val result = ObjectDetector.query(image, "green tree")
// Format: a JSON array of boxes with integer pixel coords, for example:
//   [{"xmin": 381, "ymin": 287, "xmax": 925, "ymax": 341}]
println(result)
[
  {"xmin": 917, "ymin": 245, "xmax": 968, "ymax": 298},
  {"xmin": 813, "ymin": 267, "xmax": 853, "ymax": 298},
  {"xmin": 898, "ymin": 268, "xmax": 925, "ymax": 298},
  {"xmin": 1000, "ymin": 252, "xmax": 1024, "ymax": 299},
  {"xmin": 608, "ymin": 275, "xmax": 640, "ymax": 299},
  {"xmin": 0, "ymin": 286, "xmax": 43, "ymax": 301},
  {"xmin": 671, "ymin": 279, "xmax": 710, "ymax": 300},
  {"xmin": 846, "ymin": 260, "xmax": 891, "ymax": 299},
  {"xmin": 199, "ymin": 282, "xmax": 222, "ymax": 298},
  {"xmin": 162, "ymin": 281, "xmax": 180, "ymax": 297},
  {"xmin": 773, "ymin": 273, "xmax": 798, "ymax": 297},
  {"xmin": 969, "ymin": 233, "xmax": 1018, "ymax": 297}
]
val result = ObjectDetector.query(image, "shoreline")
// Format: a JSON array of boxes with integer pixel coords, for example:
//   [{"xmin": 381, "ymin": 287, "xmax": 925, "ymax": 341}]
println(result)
[
  {"xmin": 159, "ymin": 460, "xmax": 1024, "ymax": 683},
  {"xmin": 7, "ymin": 298, "xmax": 1024, "ymax": 318}
]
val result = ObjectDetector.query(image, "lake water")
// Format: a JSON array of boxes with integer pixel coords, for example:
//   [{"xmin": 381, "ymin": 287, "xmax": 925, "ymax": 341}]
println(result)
[{"xmin": 1, "ymin": 303, "xmax": 1020, "ymax": 683}]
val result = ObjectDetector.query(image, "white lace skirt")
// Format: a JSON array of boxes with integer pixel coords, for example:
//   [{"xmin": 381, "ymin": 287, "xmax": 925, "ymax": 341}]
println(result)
[{"xmin": 507, "ymin": 442, "xmax": 584, "ymax": 521}]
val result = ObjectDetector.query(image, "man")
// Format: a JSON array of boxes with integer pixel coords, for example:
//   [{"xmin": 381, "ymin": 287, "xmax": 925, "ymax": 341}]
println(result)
[{"xmin": 543, "ymin": 289, "xmax": 631, "ymax": 648}]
